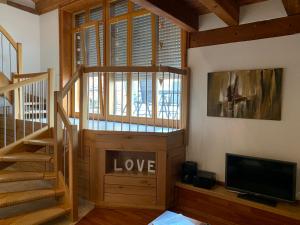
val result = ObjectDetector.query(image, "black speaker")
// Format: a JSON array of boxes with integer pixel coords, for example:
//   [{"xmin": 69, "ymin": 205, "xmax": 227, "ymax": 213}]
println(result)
[
  {"xmin": 181, "ymin": 161, "xmax": 198, "ymax": 184},
  {"xmin": 193, "ymin": 170, "xmax": 216, "ymax": 189}
]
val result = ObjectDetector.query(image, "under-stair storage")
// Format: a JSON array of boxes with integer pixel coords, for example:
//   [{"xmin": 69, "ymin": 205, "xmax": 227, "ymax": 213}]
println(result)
[{"xmin": 79, "ymin": 129, "xmax": 186, "ymax": 209}]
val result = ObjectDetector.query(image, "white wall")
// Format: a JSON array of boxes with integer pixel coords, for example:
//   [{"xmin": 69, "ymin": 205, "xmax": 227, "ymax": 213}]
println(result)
[
  {"xmin": 188, "ymin": 0, "xmax": 300, "ymax": 198},
  {"xmin": 40, "ymin": 9, "xmax": 60, "ymax": 89},
  {"xmin": 0, "ymin": 3, "xmax": 40, "ymax": 73}
]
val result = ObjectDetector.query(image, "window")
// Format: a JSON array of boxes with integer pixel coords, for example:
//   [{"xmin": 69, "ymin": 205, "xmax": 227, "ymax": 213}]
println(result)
[{"xmin": 71, "ymin": 0, "xmax": 185, "ymax": 125}]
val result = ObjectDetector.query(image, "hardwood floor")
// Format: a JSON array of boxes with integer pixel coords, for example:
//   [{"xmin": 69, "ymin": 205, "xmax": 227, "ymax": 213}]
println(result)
[{"xmin": 77, "ymin": 208, "xmax": 164, "ymax": 225}]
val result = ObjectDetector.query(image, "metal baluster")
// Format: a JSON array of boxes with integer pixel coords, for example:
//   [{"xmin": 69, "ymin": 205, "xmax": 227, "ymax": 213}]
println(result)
[
  {"xmin": 180, "ymin": 75, "xmax": 183, "ymax": 129},
  {"xmin": 137, "ymin": 72, "xmax": 140, "ymax": 132},
  {"xmin": 121, "ymin": 72, "xmax": 124, "ymax": 131},
  {"xmin": 168, "ymin": 72, "xmax": 171, "ymax": 132},
  {"xmin": 39, "ymin": 81, "xmax": 42, "ymax": 128},
  {"xmin": 9, "ymin": 44, "xmax": 11, "ymax": 79},
  {"xmin": 31, "ymin": 83, "xmax": 34, "ymax": 132},
  {"xmin": 113, "ymin": 73, "xmax": 116, "ymax": 131},
  {"xmin": 23, "ymin": 83, "xmax": 26, "ymax": 137},
  {"xmin": 1, "ymin": 34, "xmax": 3, "ymax": 73},
  {"xmin": 97, "ymin": 72, "xmax": 100, "ymax": 130},
  {"xmin": 13, "ymin": 88, "xmax": 16, "ymax": 142},
  {"xmin": 87, "ymin": 74, "xmax": 90, "ymax": 129},
  {"xmin": 172, "ymin": 73, "xmax": 175, "ymax": 130},
  {"xmin": 92, "ymin": 73, "xmax": 95, "ymax": 129},
  {"xmin": 145, "ymin": 72, "xmax": 148, "ymax": 132},
  {"xmin": 3, "ymin": 93, "xmax": 6, "ymax": 147},
  {"xmin": 162, "ymin": 72, "xmax": 165, "ymax": 132}
]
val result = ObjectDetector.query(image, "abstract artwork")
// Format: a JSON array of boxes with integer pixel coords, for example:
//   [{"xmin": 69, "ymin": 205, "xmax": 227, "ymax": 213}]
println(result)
[{"xmin": 207, "ymin": 68, "xmax": 283, "ymax": 120}]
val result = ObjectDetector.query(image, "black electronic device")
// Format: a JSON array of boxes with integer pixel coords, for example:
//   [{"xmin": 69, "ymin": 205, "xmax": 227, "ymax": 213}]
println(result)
[
  {"xmin": 226, "ymin": 153, "xmax": 297, "ymax": 206},
  {"xmin": 193, "ymin": 170, "xmax": 216, "ymax": 189},
  {"xmin": 181, "ymin": 161, "xmax": 198, "ymax": 184}
]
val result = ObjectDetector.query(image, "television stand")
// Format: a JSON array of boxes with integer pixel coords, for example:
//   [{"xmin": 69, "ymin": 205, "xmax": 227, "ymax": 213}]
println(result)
[{"xmin": 237, "ymin": 193, "xmax": 277, "ymax": 207}]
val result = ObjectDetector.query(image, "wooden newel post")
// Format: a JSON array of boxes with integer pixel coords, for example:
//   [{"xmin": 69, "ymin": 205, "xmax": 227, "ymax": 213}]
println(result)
[
  {"xmin": 48, "ymin": 68, "xmax": 55, "ymax": 127},
  {"xmin": 54, "ymin": 91, "xmax": 63, "ymax": 187},
  {"xmin": 17, "ymin": 43, "xmax": 23, "ymax": 74},
  {"xmin": 79, "ymin": 67, "xmax": 88, "ymax": 130},
  {"xmin": 70, "ymin": 124, "xmax": 78, "ymax": 221}
]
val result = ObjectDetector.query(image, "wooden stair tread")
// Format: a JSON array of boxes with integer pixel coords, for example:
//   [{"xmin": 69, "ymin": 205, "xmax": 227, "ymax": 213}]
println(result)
[
  {"xmin": 0, "ymin": 188, "xmax": 64, "ymax": 208},
  {"xmin": 23, "ymin": 138, "xmax": 54, "ymax": 147},
  {"xmin": 0, "ymin": 152, "xmax": 52, "ymax": 162},
  {"xmin": 0, "ymin": 204, "xmax": 70, "ymax": 225},
  {"xmin": 0, "ymin": 171, "xmax": 55, "ymax": 183}
]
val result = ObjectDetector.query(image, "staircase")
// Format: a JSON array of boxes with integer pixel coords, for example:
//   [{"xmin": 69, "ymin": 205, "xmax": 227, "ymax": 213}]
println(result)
[
  {"xmin": 0, "ymin": 127, "xmax": 73, "ymax": 225},
  {"xmin": 0, "ymin": 25, "xmax": 78, "ymax": 225}
]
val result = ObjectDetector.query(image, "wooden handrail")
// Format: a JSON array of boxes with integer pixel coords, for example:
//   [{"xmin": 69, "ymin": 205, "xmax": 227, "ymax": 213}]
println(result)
[
  {"xmin": 0, "ymin": 74, "xmax": 48, "ymax": 94},
  {"xmin": 54, "ymin": 90, "xmax": 78, "ymax": 221},
  {"xmin": 61, "ymin": 69, "xmax": 81, "ymax": 98},
  {"xmin": 12, "ymin": 72, "xmax": 48, "ymax": 79},
  {"xmin": 0, "ymin": 25, "xmax": 18, "ymax": 49},
  {"xmin": 83, "ymin": 65, "xmax": 188, "ymax": 75}
]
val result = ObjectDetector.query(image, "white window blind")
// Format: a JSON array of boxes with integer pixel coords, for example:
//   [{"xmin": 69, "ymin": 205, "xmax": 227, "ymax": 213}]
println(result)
[
  {"xmin": 90, "ymin": 6, "xmax": 103, "ymax": 21},
  {"xmin": 85, "ymin": 26, "xmax": 98, "ymax": 66},
  {"xmin": 99, "ymin": 24, "xmax": 105, "ymax": 66},
  {"xmin": 157, "ymin": 17, "xmax": 182, "ymax": 68},
  {"xmin": 75, "ymin": 12, "xmax": 85, "ymax": 27},
  {"xmin": 110, "ymin": 20, "xmax": 127, "ymax": 66},
  {"xmin": 110, "ymin": 0, "xmax": 128, "ymax": 17},
  {"xmin": 132, "ymin": 14, "xmax": 152, "ymax": 66}
]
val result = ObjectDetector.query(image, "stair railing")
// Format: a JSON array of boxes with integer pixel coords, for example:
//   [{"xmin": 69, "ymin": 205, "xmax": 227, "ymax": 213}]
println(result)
[
  {"xmin": 53, "ymin": 66, "xmax": 82, "ymax": 221},
  {"xmin": 0, "ymin": 69, "xmax": 54, "ymax": 149}
]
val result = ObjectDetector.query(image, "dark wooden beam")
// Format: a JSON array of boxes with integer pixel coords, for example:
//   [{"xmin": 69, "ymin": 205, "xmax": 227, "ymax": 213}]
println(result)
[
  {"xmin": 189, "ymin": 14, "xmax": 300, "ymax": 48},
  {"xmin": 7, "ymin": 0, "xmax": 38, "ymax": 14},
  {"xmin": 282, "ymin": 0, "xmax": 300, "ymax": 15},
  {"xmin": 130, "ymin": 0, "xmax": 199, "ymax": 32},
  {"xmin": 198, "ymin": 0, "xmax": 239, "ymax": 25}
]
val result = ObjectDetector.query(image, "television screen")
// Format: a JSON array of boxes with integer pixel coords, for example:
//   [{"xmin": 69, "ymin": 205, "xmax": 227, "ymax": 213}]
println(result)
[{"xmin": 226, "ymin": 154, "xmax": 297, "ymax": 202}]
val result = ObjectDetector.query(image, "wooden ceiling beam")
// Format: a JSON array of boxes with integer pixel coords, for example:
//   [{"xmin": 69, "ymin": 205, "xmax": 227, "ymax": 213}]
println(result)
[
  {"xmin": 198, "ymin": 0, "xmax": 239, "ymax": 25},
  {"xmin": 6, "ymin": 0, "xmax": 38, "ymax": 14},
  {"xmin": 282, "ymin": 0, "xmax": 300, "ymax": 15},
  {"xmin": 130, "ymin": 0, "xmax": 199, "ymax": 32},
  {"xmin": 189, "ymin": 14, "xmax": 300, "ymax": 48}
]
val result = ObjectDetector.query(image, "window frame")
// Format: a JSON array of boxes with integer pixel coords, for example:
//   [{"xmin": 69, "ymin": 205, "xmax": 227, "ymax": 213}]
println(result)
[{"xmin": 71, "ymin": 0, "xmax": 187, "ymax": 127}]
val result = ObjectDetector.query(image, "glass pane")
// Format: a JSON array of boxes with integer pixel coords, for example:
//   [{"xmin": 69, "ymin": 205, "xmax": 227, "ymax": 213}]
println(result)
[
  {"xmin": 75, "ymin": 12, "xmax": 85, "ymax": 27},
  {"xmin": 85, "ymin": 26, "xmax": 97, "ymax": 66},
  {"xmin": 90, "ymin": 7, "xmax": 103, "ymax": 21},
  {"xmin": 99, "ymin": 24, "xmax": 104, "ymax": 66},
  {"xmin": 157, "ymin": 73, "xmax": 181, "ymax": 120},
  {"xmin": 75, "ymin": 32, "xmax": 83, "ymax": 66},
  {"xmin": 131, "ymin": 72, "xmax": 152, "ymax": 118},
  {"xmin": 157, "ymin": 17, "xmax": 182, "ymax": 68},
  {"xmin": 110, "ymin": 0, "xmax": 128, "ymax": 17},
  {"xmin": 109, "ymin": 73, "xmax": 127, "ymax": 116},
  {"xmin": 88, "ymin": 73, "xmax": 100, "ymax": 114},
  {"xmin": 110, "ymin": 20, "xmax": 127, "ymax": 66},
  {"xmin": 132, "ymin": 14, "xmax": 152, "ymax": 66},
  {"xmin": 133, "ymin": 3, "xmax": 142, "ymax": 11}
]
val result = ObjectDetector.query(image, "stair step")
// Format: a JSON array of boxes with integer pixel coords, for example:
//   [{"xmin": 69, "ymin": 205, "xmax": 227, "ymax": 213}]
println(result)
[
  {"xmin": 0, "ymin": 152, "xmax": 53, "ymax": 163},
  {"xmin": 0, "ymin": 171, "xmax": 55, "ymax": 183},
  {"xmin": 0, "ymin": 204, "xmax": 70, "ymax": 225},
  {"xmin": 23, "ymin": 138, "xmax": 54, "ymax": 147},
  {"xmin": 0, "ymin": 189, "xmax": 64, "ymax": 208}
]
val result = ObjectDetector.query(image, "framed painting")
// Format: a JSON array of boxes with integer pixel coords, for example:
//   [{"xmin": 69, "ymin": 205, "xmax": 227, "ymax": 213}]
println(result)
[{"xmin": 207, "ymin": 68, "xmax": 283, "ymax": 120}]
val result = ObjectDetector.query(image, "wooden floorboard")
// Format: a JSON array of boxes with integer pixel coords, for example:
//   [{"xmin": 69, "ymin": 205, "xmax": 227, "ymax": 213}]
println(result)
[{"xmin": 77, "ymin": 208, "xmax": 164, "ymax": 225}]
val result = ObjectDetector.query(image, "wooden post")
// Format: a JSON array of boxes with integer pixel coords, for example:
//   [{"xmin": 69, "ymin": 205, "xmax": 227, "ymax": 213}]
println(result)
[
  {"xmin": 17, "ymin": 43, "xmax": 23, "ymax": 74},
  {"xmin": 15, "ymin": 43, "xmax": 23, "ymax": 120},
  {"xmin": 54, "ymin": 91, "xmax": 63, "ymax": 187},
  {"xmin": 79, "ymin": 68, "xmax": 88, "ymax": 130},
  {"xmin": 12, "ymin": 75, "xmax": 21, "ymax": 119},
  {"xmin": 70, "ymin": 124, "xmax": 78, "ymax": 221},
  {"xmin": 182, "ymin": 69, "xmax": 190, "ymax": 145},
  {"xmin": 48, "ymin": 68, "xmax": 55, "ymax": 127}
]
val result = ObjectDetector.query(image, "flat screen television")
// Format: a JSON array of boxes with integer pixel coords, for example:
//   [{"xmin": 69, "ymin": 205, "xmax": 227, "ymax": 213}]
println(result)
[{"xmin": 225, "ymin": 153, "xmax": 297, "ymax": 204}]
